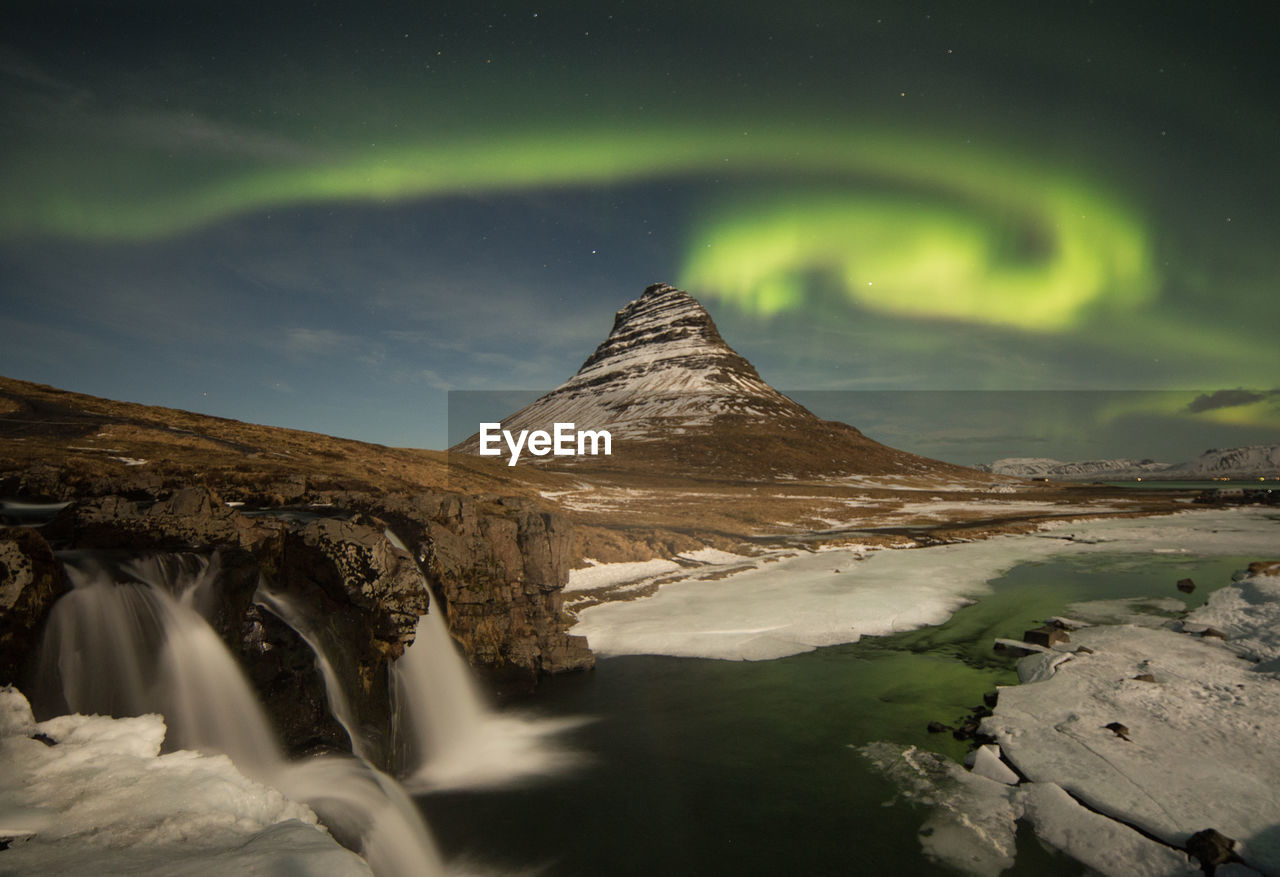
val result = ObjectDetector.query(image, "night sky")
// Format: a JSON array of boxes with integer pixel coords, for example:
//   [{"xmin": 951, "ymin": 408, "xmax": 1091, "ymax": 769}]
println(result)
[{"xmin": 3, "ymin": 1, "xmax": 1278, "ymax": 461}]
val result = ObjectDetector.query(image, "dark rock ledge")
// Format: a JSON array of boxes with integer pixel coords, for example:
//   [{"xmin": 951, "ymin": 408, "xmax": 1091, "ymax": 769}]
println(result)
[{"xmin": 1, "ymin": 484, "xmax": 593, "ymax": 767}]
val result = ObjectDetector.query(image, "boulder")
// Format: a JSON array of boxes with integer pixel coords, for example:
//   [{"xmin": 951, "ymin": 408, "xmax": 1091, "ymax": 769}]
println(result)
[
  {"xmin": 0, "ymin": 527, "xmax": 70, "ymax": 686},
  {"xmin": 1185, "ymin": 828, "xmax": 1237, "ymax": 873},
  {"xmin": 1177, "ymin": 578, "xmax": 1196, "ymax": 593},
  {"xmin": 1023, "ymin": 625, "xmax": 1071, "ymax": 648},
  {"xmin": 1104, "ymin": 721, "xmax": 1131, "ymax": 741}
]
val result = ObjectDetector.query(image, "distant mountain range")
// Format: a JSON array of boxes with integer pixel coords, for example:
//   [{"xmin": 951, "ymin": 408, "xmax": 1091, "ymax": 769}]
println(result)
[
  {"xmin": 979, "ymin": 445, "xmax": 1280, "ymax": 480},
  {"xmin": 454, "ymin": 283, "xmax": 979, "ymax": 482}
]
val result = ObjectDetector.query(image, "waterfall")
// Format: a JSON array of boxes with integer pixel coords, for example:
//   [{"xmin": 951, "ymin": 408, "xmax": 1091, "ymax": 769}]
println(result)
[
  {"xmin": 254, "ymin": 582, "xmax": 373, "ymax": 763},
  {"xmin": 391, "ymin": 603, "xmax": 587, "ymax": 792},
  {"xmin": 38, "ymin": 552, "xmax": 279, "ymax": 770},
  {"xmin": 258, "ymin": 569, "xmax": 586, "ymax": 792},
  {"xmin": 35, "ymin": 550, "xmax": 446, "ymax": 877}
]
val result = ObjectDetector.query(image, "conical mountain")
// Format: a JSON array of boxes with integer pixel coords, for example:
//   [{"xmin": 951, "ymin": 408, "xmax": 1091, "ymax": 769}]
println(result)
[{"xmin": 457, "ymin": 283, "xmax": 972, "ymax": 481}]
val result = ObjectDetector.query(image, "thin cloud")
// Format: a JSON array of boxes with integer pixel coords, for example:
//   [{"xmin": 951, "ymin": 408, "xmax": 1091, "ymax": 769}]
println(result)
[
  {"xmin": 1186, "ymin": 388, "xmax": 1274, "ymax": 414},
  {"xmin": 281, "ymin": 327, "xmax": 361, "ymax": 357}
]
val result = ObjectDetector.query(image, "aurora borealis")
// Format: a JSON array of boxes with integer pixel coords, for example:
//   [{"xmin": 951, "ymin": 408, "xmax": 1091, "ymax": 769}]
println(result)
[{"xmin": 2, "ymin": 1, "xmax": 1277, "ymax": 458}]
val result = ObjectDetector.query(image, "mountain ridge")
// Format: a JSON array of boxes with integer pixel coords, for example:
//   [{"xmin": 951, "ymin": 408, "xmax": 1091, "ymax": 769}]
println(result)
[{"xmin": 981, "ymin": 444, "xmax": 1280, "ymax": 480}]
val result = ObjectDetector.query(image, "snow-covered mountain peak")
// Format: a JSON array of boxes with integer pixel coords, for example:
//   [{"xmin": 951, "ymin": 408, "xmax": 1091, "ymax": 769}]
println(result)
[
  {"xmin": 492, "ymin": 283, "xmax": 814, "ymax": 439},
  {"xmin": 452, "ymin": 283, "xmax": 974, "ymax": 481}
]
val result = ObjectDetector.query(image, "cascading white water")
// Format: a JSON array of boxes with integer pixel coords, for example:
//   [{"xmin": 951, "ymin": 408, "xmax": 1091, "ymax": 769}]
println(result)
[
  {"xmin": 392, "ymin": 604, "xmax": 586, "ymax": 792},
  {"xmin": 276, "ymin": 756, "xmax": 444, "ymax": 877},
  {"xmin": 36, "ymin": 551, "xmax": 446, "ymax": 877},
  {"xmin": 254, "ymin": 582, "xmax": 373, "ymax": 763},
  {"xmin": 39, "ymin": 553, "xmax": 278, "ymax": 768},
  {"xmin": 393, "ymin": 607, "xmax": 487, "ymax": 758}
]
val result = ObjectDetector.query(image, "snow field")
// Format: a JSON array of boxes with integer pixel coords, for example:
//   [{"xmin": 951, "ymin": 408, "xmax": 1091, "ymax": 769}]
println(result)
[{"xmin": 571, "ymin": 508, "xmax": 1280, "ymax": 662}]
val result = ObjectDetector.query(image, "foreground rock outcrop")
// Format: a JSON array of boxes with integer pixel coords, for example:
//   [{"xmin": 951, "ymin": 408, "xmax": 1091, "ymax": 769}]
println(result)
[
  {"xmin": 2, "ymin": 483, "xmax": 592, "ymax": 765},
  {"xmin": 351, "ymin": 491, "xmax": 594, "ymax": 676},
  {"xmin": 0, "ymin": 527, "xmax": 70, "ymax": 687}
]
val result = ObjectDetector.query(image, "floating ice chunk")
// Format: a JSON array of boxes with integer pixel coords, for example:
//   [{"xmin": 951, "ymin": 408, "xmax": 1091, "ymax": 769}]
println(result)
[
  {"xmin": 968, "ymin": 744, "xmax": 1019, "ymax": 785},
  {"xmin": 1017, "ymin": 782, "xmax": 1199, "ymax": 876},
  {"xmin": 993, "ymin": 637, "xmax": 1051, "ymax": 659},
  {"xmin": 863, "ymin": 739, "xmax": 1208, "ymax": 876},
  {"xmin": 1045, "ymin": 616, "xmax": 1090, "ymax": 630},
  {"xmin": 861, "ymin": 742, "xmax": 1020, "ymax": 877},
  {"xmin": 1015, "ymin": 649, "xmax": 1077, "ymax": 684}
]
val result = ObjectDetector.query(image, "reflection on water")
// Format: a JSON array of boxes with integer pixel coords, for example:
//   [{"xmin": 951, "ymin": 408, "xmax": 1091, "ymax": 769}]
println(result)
[{"xmin": 417, "ymin": 553, "xmax": 1256, "ymax": 876}]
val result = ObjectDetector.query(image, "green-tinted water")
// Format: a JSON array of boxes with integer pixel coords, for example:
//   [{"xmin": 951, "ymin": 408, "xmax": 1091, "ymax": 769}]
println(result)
[{"xmin": 419, "ymin": 553, "xmax": 1256, "ymax": 875}]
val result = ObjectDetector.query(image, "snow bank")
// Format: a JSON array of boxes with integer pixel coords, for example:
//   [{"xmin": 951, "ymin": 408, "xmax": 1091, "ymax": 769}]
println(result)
[
  {"xmin": 571, "ymin": 540, "xmax": 1029, "ymax": 660},
  {"xmin": 1185, "ymin": 569, "xmax": 1280, "ymax": 665},
  {"xmin": 565, "ymin": 557, "xmax": 683, "ymax": 593},
  {"xmin": 1038, "ymin": 507, "xmax": 1280, "ymax": 555},
  {"xmin": 570, "ymin": 508, "xmax": 1280, "ymax": 661},
  {"xmin": 678, "ymin": 547, "xmax": 753, "ymax": 564},
  {"xmin": 0, "ymin": 686, "xmax": 370, "ymax": 876},
  {"xmin": 982, "ymin": 625, "xmax": 1280, "ymax": 874}
]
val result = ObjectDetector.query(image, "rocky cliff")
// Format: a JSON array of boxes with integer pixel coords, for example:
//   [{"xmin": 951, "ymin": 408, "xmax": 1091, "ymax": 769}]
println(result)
[
  {"xmin": 1, "ymin": 482, "xmax": 591, "ymax": 766},
  {"xmin": 344, "ymin": 491, "xmax": 592, "ymax": 675}
]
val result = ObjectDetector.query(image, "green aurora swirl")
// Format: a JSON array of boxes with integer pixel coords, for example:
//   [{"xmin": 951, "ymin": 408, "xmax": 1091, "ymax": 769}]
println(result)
[{"xmin": 3, "ymin": 122, "xmax": 1155, "ymax": 333}]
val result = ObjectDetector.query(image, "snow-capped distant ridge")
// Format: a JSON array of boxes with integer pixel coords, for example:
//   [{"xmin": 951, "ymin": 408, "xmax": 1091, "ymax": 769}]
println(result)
[
  {"xmin": 481, "ymin": 282, "xmax": 815, "ymax": 440},
  {"xmin": 1167, "ymin": 444, "xmax": 1280, "ymax": 478},
  {"xmin": 980, "ymin": 457, "xmax": 1174, "ymax": 479},
  {"xmin": 981, "ymin": 444, "xmax": 1280, "ymax": 480}
]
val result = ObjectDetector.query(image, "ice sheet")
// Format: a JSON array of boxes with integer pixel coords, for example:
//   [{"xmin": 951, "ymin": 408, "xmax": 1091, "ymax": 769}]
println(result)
[
  {"xmin": 570, "ymin": 509, "xmax": 1280, "ymax": 661},
  {"xmin": 983, "ymin": 625, "xmax": 1280, "ymax": 874},
  {"xmin": 1017, "ymin": 782, "xmax": 1200, "ymax": 876},
  {"xmin": 0, "ymin": 686, "xmax": 370, "ymax": 876}
]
